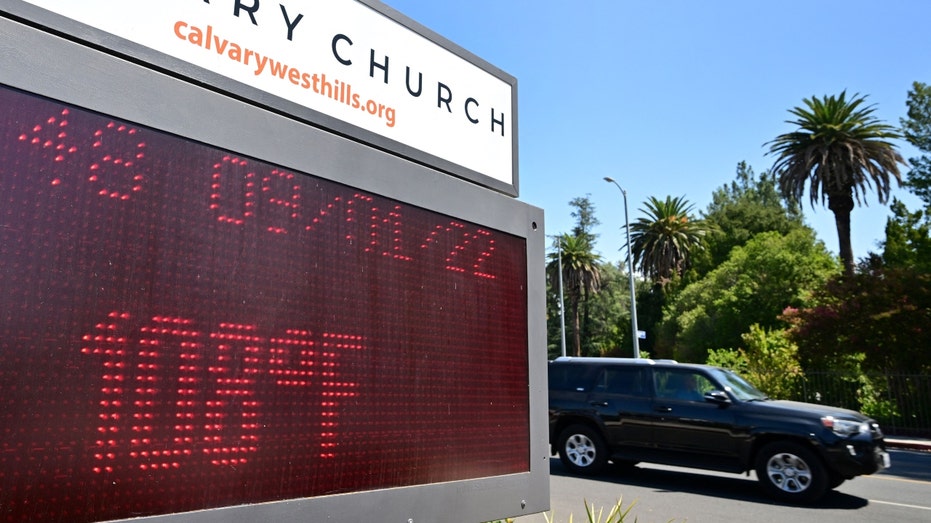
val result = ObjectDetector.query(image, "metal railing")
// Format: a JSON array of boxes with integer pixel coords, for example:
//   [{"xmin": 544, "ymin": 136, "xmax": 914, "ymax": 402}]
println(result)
[{"xmin": 786, "ymin": 371, "xmax": 931, "ymax": 438}]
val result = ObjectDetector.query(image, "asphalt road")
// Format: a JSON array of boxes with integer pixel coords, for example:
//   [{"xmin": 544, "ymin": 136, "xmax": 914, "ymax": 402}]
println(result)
[{"xmin": 512, "ymin": 449, "xmax": 931, "ymax": 523}]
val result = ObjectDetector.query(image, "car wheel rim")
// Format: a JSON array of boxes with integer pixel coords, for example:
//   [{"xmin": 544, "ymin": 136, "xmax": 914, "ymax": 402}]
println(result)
[
  {"xmin": 765, "ymin": 452, "xmax": 812, "ymax": 493},
  {"xmin": 565, "ymin": 434, "xmax": 596, "ymax": 468}
]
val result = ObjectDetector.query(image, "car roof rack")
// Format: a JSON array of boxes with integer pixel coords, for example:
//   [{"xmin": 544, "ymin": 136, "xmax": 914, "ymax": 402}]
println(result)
[{"xmin": 551, "ymin": 356, "xmax": 679, "ymax": 365}]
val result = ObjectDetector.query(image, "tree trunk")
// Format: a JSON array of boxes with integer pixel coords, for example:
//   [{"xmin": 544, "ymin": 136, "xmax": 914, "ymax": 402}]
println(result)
[
  {"xmin": 571, "ymin": 299, "xmax": 581, "ymax": 357},
  {"xmin": 829, "ymin": 192, "xmax": 855, "ymax": 276},
  {"xmin": 581, "ymin": 286, "xmax": 591, "ymax": 356}
]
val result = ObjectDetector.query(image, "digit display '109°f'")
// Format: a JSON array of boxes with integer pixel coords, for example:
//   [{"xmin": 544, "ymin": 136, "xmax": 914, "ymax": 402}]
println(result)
[{"xmin": 0, "ymin": 84, "xmax": 529, "ymax": 523}]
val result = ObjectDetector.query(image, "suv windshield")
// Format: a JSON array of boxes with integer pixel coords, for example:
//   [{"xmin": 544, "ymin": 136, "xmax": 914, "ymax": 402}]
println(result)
[{"xmin": 706, "ymin": 367, "xmax": 768, "ymax": 401}]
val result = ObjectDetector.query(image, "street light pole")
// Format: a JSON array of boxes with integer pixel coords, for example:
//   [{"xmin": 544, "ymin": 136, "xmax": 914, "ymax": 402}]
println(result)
[
  {"xmin": 604, "ymin": 177, "xmax": 641, "ymax": 358},
  {"xmin": 556, "ymin": 237, "xmax": 567, "ymax": 358},
  {"xmin": 548, "ymin": 234, "xmax": 568, "ymax": 358}
]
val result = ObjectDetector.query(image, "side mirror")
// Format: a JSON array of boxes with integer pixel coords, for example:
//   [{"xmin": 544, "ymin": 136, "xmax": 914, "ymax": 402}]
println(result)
[{"xmin": 704, "ymin": 390, "xmax": 731, "ymax": 405}]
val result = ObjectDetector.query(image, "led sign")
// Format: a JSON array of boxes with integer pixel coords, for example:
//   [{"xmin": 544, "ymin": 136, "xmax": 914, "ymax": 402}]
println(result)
[{"xmin": 0, "ymin": 84, "xmax": 530, "ymax": 523}]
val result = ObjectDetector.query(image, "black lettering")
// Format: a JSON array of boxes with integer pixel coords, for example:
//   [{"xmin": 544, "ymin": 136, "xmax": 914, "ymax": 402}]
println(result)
[
  {"xmin": 491, "ymin": 108, "xmax": 506, "ymax": 136},
  {"xmin": 437, "ymin": 83, "xmax": 452, "ymax": 113},
  {"xmin": 279, "ymin": 4, "xmax": 303, "ymax": 41},
  {"xmin": 369, "ymin": 50, "xmax": 389, "ymax": 84},
  {"xmin": 234, "ymin": 0, "xmax": 260, "ymax": 25},
  {"xmin": 332, "ymin": 34, "xmax": 352, "ymax": 66},
  {"xmin": 405, "ymin": 67, "xmax": 423, "ymax": 97},
  {"xmin": 465, "ymin": 98, "xmax": 479, "ymax": 124}
]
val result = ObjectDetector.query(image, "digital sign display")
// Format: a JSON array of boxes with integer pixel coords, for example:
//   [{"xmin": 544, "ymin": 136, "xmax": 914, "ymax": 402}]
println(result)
[{"xmin": 0, "ymin": 84, "xmax": 530, "ymax": 523}]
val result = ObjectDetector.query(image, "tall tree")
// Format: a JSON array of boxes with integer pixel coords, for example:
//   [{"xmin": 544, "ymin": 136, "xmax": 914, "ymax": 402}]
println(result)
[
  {"xmin": 569, "ymin": 195, "xmax": 600, "ymax": 245},
  {"xmin": 882, "ymin": 199, "xmax": 931, "ymax": 272},
  {"xmin": 693, "ymin": 162, "xmax": 805, "ymax": 277},
  {"xmin": 629, "ymin": 195, "xmax": 707, "ymax": 285},
  {"xmin": 546, "ymin": 234, "xmax": 602, "ymax": 357},
  {"xmin": 901, "ymin": 81, "xmax": 931, "ymax": 207},
  {"xmin": 783, "ymin": 256, "xmax": 931, "ymax": 373},
  {"xmin": 767, "ymin": 91, "xmax": 905, "ymax": 275},
  {"xmin": 568, "ymin": 195, "xmax": 600, "ymax": 350},
  {"xmin": 662, "ymin": 229, "xmax": 838, "ymax": 362}
]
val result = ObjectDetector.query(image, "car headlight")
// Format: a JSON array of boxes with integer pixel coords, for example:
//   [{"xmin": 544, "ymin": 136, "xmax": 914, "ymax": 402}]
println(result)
[{"xmin": 821, "ymin": 416, "xmax": 869, "ymax": 436}]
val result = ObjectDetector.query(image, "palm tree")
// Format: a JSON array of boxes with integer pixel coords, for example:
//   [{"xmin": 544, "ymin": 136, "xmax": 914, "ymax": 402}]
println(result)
[
  {"xmin": 629, "ymin": 196, "xmax": 707, "ymax": 284},
  {"xmin": 767, "ymin": 91, "xmax": 905, "ymax": 275},
  {"xmin": 547, "ymin": 234, "xmax": 602, "ymax": 357}
]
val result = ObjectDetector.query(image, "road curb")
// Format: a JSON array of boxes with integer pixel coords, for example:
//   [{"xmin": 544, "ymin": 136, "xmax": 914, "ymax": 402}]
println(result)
[{"xmin": 886, "ymin": 438, "xmax": 931, "ymax": 452}]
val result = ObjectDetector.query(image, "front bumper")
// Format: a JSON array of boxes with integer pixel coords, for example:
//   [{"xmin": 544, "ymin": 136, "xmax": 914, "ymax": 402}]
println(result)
[{"xmin": 822, "ymin": 437, "xmax": 890, "ymax": 478}]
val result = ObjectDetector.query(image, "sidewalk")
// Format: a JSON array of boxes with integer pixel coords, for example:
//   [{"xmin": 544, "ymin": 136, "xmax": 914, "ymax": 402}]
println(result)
[{"xmin": 885, "ymin": 437, "xmax": 931, "ymax": 452}]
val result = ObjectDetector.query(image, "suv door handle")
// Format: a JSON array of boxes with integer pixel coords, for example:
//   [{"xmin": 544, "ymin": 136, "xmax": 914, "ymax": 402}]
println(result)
[
  {"xmin": 654, "ymin": 405, "xmax": 672, "ymax": 413},
  {"xmin": 590, "ymin": 401, "xmax": 609, "ymax": 407}
]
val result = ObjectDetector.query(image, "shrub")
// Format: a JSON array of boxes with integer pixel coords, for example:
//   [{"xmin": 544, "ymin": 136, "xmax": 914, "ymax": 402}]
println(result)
[{"xmin": 706, "ymin": 324, "xmax": 802, "ymax": 399}]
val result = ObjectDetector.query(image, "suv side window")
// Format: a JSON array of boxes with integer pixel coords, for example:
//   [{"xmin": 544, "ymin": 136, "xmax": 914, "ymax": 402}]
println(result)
[
  {"xmin": 549, "ymin": 364, "xmax": 593, "ymax": 392},
  {"xmin": 654, "ymin": 369, "xmax": 714, "ymax": 402},
  {"xmin": 592, "ymin": 366, "xmax": 648, "ymax": 397}
]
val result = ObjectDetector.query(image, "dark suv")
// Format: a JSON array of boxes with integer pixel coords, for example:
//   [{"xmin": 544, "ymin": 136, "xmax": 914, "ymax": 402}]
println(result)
[{"xmin": 548, "ymin": 357, "xmax": 890, "ymax": 502}]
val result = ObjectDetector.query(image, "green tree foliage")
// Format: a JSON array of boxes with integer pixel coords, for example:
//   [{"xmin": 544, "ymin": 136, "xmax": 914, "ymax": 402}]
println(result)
[
  {"xmin": 584, "ymin": 262, "xmax": 632, "ymax": 357},
  {"xmin": 629, "ymin": 195, "xmax": 708, "ymax": 285},
  {"xmin": 661, "ymin": 229, "xmax": 838, "ymax": 362},
  {"xmin": 692, "ymin": 162, "xmax": 805, "ymax": 277},
  {"xmin": 546, "ymin": 234, "xmax": 602, "ymax": 357},
  {"xmin": 706, "ymin": 325, "xmax": 803, "ymax": 400},
  {"xmin": 767, "ymin": 91, "xmax": 905, "ymax": 275},
  {"xmin": 901, "ymin": 81, "xmax": 931, "ymax": 207},
  {"xmin": 544, "ymin": 258, "xmax": 644, "ymax": 359},
  {"xmin": 882, "ymin": 199, "xmax": 931, "ymax": 271}
]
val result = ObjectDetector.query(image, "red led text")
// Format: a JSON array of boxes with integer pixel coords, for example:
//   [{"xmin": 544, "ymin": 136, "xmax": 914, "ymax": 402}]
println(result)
[
  {"xmin": 81, "ymin": 312, "xmax": 364, "ymax": 474},
  {"xmin": 20, "ymin": 108, "xmax": 498, "ymax": 279}
]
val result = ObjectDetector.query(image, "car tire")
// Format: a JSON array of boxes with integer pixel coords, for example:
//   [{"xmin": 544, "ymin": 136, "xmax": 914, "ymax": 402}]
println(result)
[
  {"xmin": 557, "ymin": 424, "xmax": 608, "ymax": 475},
  {"xmin": 755, "ymin": 441, "xmax": 828, "ymax": 502}
]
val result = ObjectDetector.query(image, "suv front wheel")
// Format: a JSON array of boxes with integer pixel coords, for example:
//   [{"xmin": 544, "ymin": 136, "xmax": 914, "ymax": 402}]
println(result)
[
  {"xmin": 755, "ymin": 441, "xmax": 828, "ymax": 502},
  {"xmin": 557, "ymin": 424, "xmax": 608, "ymax": 475}
]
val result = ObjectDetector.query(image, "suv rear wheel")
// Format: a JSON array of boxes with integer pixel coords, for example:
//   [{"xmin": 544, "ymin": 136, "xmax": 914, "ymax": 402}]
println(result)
[
  {"xmin": 557, "ymin": 424, "xmax": 607, "ymax": 475},
  {"xmin": 755, "ymin": 441, "xmax": 828, "ymax": 502}
]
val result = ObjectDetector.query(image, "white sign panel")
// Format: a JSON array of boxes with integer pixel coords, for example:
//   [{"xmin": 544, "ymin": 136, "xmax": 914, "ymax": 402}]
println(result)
[{"xmin": 20, "ymin": 0, "xmax": 515, "ymax": 188}]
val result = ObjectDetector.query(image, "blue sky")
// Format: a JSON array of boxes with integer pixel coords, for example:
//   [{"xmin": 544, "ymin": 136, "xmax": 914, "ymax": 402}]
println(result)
[{"xmin": 384, "ymin": 0, "xmax": 929, "ymax": 265}]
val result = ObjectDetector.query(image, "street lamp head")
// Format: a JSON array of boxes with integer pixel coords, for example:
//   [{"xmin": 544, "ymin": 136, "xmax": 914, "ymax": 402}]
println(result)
[{"xmin": 604, "ymin": 176, "xmax": 626, "ymax": 197}]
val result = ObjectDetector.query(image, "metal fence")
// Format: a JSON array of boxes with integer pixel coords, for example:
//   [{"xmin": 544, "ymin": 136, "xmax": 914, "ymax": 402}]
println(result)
[{"xmin": 786, "ymin": 371, "xmax": 931, "ymax": 438}]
